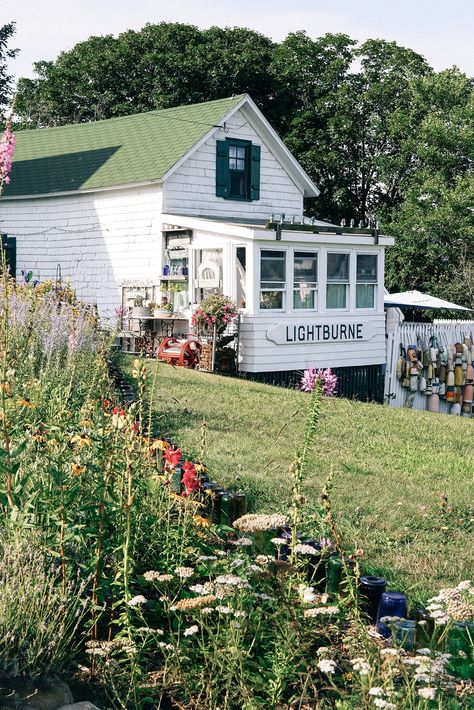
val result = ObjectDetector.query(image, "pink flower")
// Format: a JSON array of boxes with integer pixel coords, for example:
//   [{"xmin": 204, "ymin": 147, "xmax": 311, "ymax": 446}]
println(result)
[
  {"xmin": 0, "ymin": 125, "xmax": 15, "ymax": 191},
  {"xmin": 300, "ymin": 368, "xmax": 337, "ymax": 396}
]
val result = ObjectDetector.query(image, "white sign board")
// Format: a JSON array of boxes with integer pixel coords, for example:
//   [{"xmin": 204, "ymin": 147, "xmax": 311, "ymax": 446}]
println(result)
[{"xmin": 266, "ymin": 321, "xmax": 379, "ymax": 345}]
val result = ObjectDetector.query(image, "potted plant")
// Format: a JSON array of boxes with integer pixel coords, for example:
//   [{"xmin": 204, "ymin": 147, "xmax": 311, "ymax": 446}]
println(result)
[
  {"xmin": 132, "ymin": 295, "xmax": 151, "ymax": 318},
  {"xmin": 153, "ymin": 297, "xmax": 175, "ymax": 317},
  {"xmin": 191, "ymin": 295, "xmax": 237, "ymax": 337}
]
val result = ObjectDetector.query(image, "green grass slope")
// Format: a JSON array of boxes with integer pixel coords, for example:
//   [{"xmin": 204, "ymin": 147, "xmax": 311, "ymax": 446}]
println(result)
[{"xmin": 126, "ymin": 358, "xmax": 474, "ymax": 602}]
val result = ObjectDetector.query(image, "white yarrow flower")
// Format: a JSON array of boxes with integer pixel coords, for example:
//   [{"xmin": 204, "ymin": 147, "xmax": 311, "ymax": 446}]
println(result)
[
  {"xmin": 127, "ymin": 595, "xmax": 147, "ymax": 607},
  {"xmin": 175, "ymin": 566, "xmax": 194, "ymax": 579},
  {"xmin": 368, "ymin": 687, "xmax": 384, "ymax": 696},
  {"xmin": 418, "ymin": 687, "xmax": 437, "ymax": 700},
  {"xmin": 183, "ymin": 625, "xmax": 199, "ymax": 637},
  {"xmin": 317, "ymin": 659, "xmax": 337, "ymax": 674}
]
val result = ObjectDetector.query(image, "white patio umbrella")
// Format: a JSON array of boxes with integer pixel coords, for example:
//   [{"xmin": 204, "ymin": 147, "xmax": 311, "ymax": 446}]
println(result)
[{"xmin": 384, "ymin": 290, "xmax": 472, "ymax": 311}]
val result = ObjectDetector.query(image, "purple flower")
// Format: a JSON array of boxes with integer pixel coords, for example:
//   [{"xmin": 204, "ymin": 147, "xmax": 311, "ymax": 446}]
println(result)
[{"xmin": 300, "ymin": 368, "xmax": 337, "ymax": 396}]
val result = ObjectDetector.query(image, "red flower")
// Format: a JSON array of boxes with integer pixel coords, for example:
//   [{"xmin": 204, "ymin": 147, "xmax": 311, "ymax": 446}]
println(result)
[
  {"xmin": 182, "ymin": 460, "xmax": 199, "ymax": 495},
  {"xmin": 164, "ymin": 447, "xmax": 182, "ymax": 468}
]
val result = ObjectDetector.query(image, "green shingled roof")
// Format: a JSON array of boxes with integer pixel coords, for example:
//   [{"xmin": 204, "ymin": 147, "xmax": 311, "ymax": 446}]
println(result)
[{"xmin": 3, "ymin": 95, "xmax": 244, "ymax": 197}]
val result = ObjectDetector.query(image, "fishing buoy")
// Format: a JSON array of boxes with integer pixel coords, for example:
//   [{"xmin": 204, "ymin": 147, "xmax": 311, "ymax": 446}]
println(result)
[
  {"xmin": 454, "ymin": 363, "xmax": 463, "ymax": 387},
  {"xmin": 454, "ymin": 387, "xmax": 463, "ymax": 404},
  {"xmin": 396, "ymin": 357, "xmax": 404, "ymax": 380},
  {"xmin": 463, "ymin": 383, "xmax": 473, "ymax": 403},
  {"xmin": 439, "ymin": 382, "xmax": 446, "ymax": 397},
  {"xmin": 427, "ymin": 364, "xmax": 434, "ymax": 380},
  {"xmin": 409, "ymin": 375, "xmax": 418, "ymax": 392},
  {"xmin": 439, "ymin": 366, "xmax": 446, "ymax": 383},
  {"xmin": 450, "ymin": 403, "xmax": 461, "ymax": 416},
  {"xmin": 446, "ymin": 388, "xmax": 455, "ymax": 403},
  {"xmin": 462, "ymin": 344, "xmax": 469, "ymax": 362},
  {"xmin": 427, "ymin": 393, "xmax": 440, "ymax": 413},
  {"xmin": 466, "ymin": 364, "xmax": 474, "ymax": 384},
  {"xmin": 447, "ymin": 367, "xmax": 455, "ymax": 387},
  {"xmin": 419, "ymin": 376, "xmax": 427, "ymax": 392},
  {"xmin": 431, "ymin": 378, "xmax": 440, "ymax": 394}
]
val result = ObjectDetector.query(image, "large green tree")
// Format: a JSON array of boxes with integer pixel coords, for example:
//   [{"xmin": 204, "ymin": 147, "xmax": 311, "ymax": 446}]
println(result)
[
  {"xmin": 0, "ymin": 21, "xmax": 18, "ymax": 117},
  {"xmin": 15, "ymin": 23, "xmax": 275, "ymax": 126},
  {"xmin": 385, "ymin": 70, "xmax": 474, "ymax": 307}
]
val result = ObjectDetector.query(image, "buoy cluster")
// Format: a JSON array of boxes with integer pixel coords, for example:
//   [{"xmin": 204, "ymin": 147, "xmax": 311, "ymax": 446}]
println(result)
[{"xmin": 397, "ymin": 335, "xmax": 474, "ymax": 416}]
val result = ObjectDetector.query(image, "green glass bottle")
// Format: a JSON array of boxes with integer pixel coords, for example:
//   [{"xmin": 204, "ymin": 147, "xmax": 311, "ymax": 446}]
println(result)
[{"xmin": 326, "ymin": 556, "xmax": 343, "ymax": 598}]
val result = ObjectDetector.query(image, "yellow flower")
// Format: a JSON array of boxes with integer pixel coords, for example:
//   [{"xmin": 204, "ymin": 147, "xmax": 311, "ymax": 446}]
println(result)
[
  {"xmin": 195, "ymin": 463, "xmax": 208, "ymax": 474},
  {"xmin": 71, "ymin": 463, "xmax": 85, "ymax": 476},
  {"xmin": 18, "ymin": 398, "xmax": 35, "ymax": 408},
  {"xmin": 193, "ymin": 515, "xmax": 212, "ymax": 528},
  {"xmin": 150, "ymin": 439, "xmax": 171, "ymax": 451},
  {"xmin": 70, "ymin": 433, "xmax": 92, "ymax": 448}
]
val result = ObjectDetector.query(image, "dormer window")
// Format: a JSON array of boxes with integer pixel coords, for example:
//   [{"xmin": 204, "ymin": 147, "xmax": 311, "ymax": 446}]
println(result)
[{"xmin": 216, "ymin": 138, "xmax": 261, "ymax": 201}]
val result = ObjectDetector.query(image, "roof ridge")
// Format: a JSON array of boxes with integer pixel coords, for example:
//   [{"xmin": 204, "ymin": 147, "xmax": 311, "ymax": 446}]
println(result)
[{"xmin": 14, "ymin": 94, "xmax": 246, "ymax": 136}]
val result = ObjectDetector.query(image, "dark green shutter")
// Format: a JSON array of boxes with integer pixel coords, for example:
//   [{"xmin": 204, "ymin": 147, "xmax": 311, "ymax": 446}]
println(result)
[
  {"xmin": 250, "ymin": 144, "xmax": 261, "ymax": 201},
  {"xmin": 0, "ymin": 234, "xmax": 16, "ymax": 278},
  {"xmin": 216, "ymin": 140, "xmax": 229, "ymax": 197}
]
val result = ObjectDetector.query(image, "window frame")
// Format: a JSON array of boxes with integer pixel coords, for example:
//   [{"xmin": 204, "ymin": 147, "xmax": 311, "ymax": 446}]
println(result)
[
  {"xmin": 226, "ymin": 138, "xmax": 251, "ymax": 202},
  {"xmin": 326, "ymin": 251, "xmax": 350, "ymax": 311},
  {"xmin": 259, "ymin": 248, "xmax": 287, "ymax": 312},
  {"xmin": 291, "ymin": 248, "xmax": 319, "ymax": 312},
  {"xmin": 355, "ymin": 252, "xmax": 378, "ymax": 310}
]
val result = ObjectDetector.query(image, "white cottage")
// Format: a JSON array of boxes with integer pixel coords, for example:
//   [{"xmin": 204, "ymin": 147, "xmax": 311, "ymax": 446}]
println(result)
[{"xmin": 1, "ymin": 94, "xmax": 393, "ymax": 395}]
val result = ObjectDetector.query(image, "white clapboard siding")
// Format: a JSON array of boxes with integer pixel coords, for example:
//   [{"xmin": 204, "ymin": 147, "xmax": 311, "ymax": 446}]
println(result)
[
  {"xmin": 1, "ymin": 184, "xmax": 163, "ymax": 319},
  {"xmin": 163, "ymin": 109, "xmax": 304, "ymax": 219},
  {"xmin": 385, "ymin": 321, "xmax": 474, "ymax": 412},
  {"xmin": 238, "ymin": 314, "xmax": 386, "ymax": 372}
]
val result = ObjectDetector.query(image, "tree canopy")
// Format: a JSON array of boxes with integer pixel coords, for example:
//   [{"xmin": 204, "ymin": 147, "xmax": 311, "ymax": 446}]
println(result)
[
  {"xmin": 11, "ymin": 22, "xmax": 474, "ymax": 307},
  {"xmin": 0, "ymin": 22, "xmax": 18, "ymax": 118}
]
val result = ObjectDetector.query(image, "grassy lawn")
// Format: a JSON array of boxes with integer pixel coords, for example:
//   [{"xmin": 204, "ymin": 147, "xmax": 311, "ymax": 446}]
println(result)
[{"xmin": 124, "ymin": 356, "xmax": 474, "ymax": 603}]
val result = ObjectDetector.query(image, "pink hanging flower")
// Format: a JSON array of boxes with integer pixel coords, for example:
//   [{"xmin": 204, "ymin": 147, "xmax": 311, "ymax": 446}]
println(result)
[
  {"xmin": 300, "ymin": 368, "xmax": 338, "ymax": 396},
  {"xmin": 0, "ymin": 125, "xmax": 15, "ymax": 190}
]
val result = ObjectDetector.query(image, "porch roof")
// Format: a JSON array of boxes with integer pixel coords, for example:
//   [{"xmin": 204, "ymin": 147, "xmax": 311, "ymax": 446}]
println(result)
[{"xmin": 161, "ymin": 213, "xmax": 394, "ymax": 246}]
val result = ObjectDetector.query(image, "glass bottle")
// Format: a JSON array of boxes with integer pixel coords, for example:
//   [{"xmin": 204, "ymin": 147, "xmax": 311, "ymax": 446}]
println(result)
[
  {"xmin": 376, "ymin": 592, "xmax": 408, "ymax": 638},
  {"xmin": 359, "ymin": 575, "xmax": 387, "ymax": 624}
]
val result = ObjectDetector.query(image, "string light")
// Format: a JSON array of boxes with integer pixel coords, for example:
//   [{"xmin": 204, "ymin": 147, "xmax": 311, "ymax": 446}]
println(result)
[{"xmin": 4, "ymin": 223, "xmax": 152, "ymax": 238}]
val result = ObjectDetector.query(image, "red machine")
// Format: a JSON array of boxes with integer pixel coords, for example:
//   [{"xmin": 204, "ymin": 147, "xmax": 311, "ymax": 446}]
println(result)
[{"xmin": 157, "ymin": 334, "xmax": 201, "ymax": 369}]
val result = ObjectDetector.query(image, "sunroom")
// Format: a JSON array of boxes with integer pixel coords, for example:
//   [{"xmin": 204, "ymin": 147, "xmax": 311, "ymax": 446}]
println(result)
[{"xmin": 158, "ymin": 214, "xmax": 394, "ymax": 378}]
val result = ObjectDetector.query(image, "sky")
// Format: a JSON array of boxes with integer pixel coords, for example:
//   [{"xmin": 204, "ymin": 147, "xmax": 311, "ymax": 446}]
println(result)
[{"xmin": 5, "ymin": 0, "xmax": 474, "ymax": 83}]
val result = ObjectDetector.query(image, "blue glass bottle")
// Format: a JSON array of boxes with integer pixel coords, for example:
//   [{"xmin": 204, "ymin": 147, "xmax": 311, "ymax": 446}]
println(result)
[{"xmin": 376, "ymin": 592, "xmax": 408, "ymax": 638}]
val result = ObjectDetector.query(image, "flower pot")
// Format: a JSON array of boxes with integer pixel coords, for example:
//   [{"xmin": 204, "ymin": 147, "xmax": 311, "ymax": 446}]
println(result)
[
  {"xmin": 153, "ymin": 309, "xmax": 172, "ymax": 318},
  {"xmin": 132, "ymin": 306, "xmax": 151, "ymax": 318}
]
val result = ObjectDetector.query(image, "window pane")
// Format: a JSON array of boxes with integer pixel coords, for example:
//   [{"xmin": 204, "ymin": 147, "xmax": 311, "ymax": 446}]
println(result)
[
  {"xmin": 229, "ymin": 157, "xmax": 237, "ymax": 170},
  {"xmin": 357, "ymin": 254, "xmax": 377, "ymax": 283},
  {"xmin": 294, "ymin": 288, "xmax": 316, "ymax": 309},
  {"xmin": 236, "ymin": 146, "xmax": 245, "ymax": 159},
  {"xmin": 260, "ymin": 291, "xmax": 283, "ymax": 309},
  {"xmin": 356, "ymin": 284, "xmax": 375, "ymax": 308},
  {"xmin": 236, "ymin": 158, "xmax": 245, "ymax": 170},
  {"xmin": 229, "ymin": 146, "xmax": 237, "ymax": 158},
  {"xmin": 294, "ymin": 252, "xmax": 317, "ymax": 283},
  {"xmin": 230, "ymin": 172, "xmax": 245, "ymax": 197},
  {"xmin": 261, "ymin": 252, "xmax": 285, "ymax": 282},
  {"xmin": 327, "ymin": 253, "xmax": 349, "ymax": 282},
  {"xmin": 326, "ymin": 284, "xmax": 347, "ymax": 309}
]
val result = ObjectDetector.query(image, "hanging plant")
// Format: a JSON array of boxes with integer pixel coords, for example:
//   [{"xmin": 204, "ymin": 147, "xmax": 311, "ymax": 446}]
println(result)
[{"xmin": 191, "ymin": 295, "xmax": 237, "ymax": 336}]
